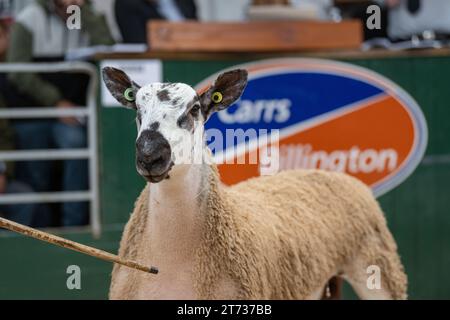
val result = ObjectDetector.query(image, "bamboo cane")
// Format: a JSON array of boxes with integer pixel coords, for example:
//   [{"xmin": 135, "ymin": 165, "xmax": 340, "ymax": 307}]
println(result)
[{"xmin": 0, "ymin": 217, "xmax": 158, "ymax": 274}]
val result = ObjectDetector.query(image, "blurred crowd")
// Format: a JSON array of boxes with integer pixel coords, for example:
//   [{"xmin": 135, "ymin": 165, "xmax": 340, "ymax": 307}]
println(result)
[
  {"xmin": 0, "ymin": 0, "xmax": 200, "ymax": 228},
  {"xmin": 1, "ymin": 0, "xmax": 450, "ymax": 229}
]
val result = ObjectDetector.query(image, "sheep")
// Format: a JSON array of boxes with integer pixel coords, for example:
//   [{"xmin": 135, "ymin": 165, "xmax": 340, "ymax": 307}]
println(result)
[{"xmin": 102, "ymin": 67, "xmax": 408, "ymax": 300}]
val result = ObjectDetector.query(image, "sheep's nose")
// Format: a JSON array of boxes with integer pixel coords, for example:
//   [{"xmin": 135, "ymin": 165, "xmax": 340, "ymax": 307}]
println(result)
[{"xmin": 136, "ymin": 130, "xmax": 171, "ymax": 175}]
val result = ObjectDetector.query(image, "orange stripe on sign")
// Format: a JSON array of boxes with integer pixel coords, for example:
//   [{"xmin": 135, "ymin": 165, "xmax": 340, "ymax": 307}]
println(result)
[{"xmin": 217, "ymin": 96, "xmax": 415, "ymax": 187}]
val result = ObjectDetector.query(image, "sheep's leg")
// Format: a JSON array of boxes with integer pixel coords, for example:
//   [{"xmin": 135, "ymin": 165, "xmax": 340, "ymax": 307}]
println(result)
[
  {"xmin": 321, "ymin": 276, "xmax": 343, "ymax": 300},
  {"xmin": 342, "ymin": 248, "xmax": 407, "ymax": 300},
  {"xmin": 343, "ymin": 271, "xmax": 393, "ymax": 300},
  {"xmin": 305, "ymin": 276, "xmax": 343, "ymax": 300}
]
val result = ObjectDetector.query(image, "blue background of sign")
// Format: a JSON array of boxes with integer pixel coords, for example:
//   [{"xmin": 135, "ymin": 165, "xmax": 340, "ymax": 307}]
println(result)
[{"xmin": 206, "ymin": 72, "xmax": 383, "ymax": 140}]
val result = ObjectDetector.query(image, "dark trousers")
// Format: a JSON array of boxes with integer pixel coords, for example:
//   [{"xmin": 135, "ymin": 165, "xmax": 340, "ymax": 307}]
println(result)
[
  {"xmin": 0, "ymin": 180, "xmax": 38, "ymax": 226},
  {"xmin": 13, "ymin": 120, "xmax": 89, "ymax": 226}
]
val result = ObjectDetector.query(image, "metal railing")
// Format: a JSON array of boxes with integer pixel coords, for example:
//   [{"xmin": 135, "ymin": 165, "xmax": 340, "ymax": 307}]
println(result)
[{"xmin": 0, "ymin": 62, "xmax": 101, "ymax": 237}]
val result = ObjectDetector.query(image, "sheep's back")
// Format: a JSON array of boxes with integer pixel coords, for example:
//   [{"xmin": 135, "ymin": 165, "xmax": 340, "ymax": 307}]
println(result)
[{"xmin": 223, "ymin": 169, "xmax": 389, "ymax": 298}]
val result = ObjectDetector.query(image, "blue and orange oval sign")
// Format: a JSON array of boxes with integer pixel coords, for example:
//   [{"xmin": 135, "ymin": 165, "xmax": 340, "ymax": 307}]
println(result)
[{"xmin": 196, "ymin": 58, "xmax": 428, "ymax": 196}]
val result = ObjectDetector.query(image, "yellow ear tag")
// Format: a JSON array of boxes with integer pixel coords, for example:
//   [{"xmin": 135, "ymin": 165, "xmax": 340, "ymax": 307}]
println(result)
[
  {"xmin": 124, "ymin": 88, "xmax": 135, "ymax": 102},
  {"xmin": 212, "ymin": 91, "xmax": 223, "ymax": 104}
]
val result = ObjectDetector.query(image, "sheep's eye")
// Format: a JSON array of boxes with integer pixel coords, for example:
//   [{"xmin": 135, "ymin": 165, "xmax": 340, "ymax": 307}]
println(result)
[
  {"xmin": 212, "ymin": 91, "xmax": 223, "ymax": 104},
  {"xmin": 124, "ymin": 88, "xmax": 135, "ymax": 102}
]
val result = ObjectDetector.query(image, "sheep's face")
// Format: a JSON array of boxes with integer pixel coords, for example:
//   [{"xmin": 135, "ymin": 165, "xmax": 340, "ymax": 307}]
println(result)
[{"xmin": 102, "ymin": 67, "xmax": 248, "ymax": 183}]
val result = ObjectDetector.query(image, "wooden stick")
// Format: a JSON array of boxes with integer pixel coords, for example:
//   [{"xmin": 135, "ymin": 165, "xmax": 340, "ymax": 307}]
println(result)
[{"xmin": 0, "ymin": 217, "xmax": 158, "ymax": 274}]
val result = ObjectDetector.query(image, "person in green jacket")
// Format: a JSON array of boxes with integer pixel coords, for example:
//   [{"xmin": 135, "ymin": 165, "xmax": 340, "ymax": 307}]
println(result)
[
  {"xmin": 5, "ymin": 0, "xmax": 114, "ymax": 227},
  {"xmin": 0, "ymin": 17, "xmax": 14, "ymax": 174},
  {"xmin": 7, "ymin": 0, "xmax": 113, "ymax": 108},
  {"xmin": 0, "ymin": 18, "xmax": 38, "ymax": 227}
]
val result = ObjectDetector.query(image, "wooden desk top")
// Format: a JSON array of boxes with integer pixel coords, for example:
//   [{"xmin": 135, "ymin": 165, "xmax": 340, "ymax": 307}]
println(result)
[{"xmin": 147, "ymin": 20, "xmax": 362, "ymax": 52}]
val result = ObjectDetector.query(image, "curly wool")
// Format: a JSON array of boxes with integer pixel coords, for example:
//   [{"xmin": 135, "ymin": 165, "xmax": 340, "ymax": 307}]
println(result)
[{"xmin": 110, "ymin": 166, "xmax": 407, "ymax": 299}]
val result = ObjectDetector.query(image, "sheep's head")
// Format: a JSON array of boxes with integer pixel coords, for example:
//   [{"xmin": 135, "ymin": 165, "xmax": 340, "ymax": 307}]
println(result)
[{"xmin": 102, "ymin": 67, "xmax": 248, "ymax": 183}]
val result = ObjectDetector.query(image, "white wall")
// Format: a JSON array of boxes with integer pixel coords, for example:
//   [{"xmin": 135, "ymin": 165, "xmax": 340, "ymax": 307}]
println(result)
[{"xmin": 196, "ymin": 0, "xmax": 251, "ymax": 21}]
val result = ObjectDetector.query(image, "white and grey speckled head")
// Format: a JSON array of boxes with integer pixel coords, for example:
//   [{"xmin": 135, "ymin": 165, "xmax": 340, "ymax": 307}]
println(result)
[
  {"xmin": 102, "ymin": 67, "xmax": 248, "ymax": 183},
  {"xmin": 135, "ymin": 82, "xmax": 201, "ymax": 143}
]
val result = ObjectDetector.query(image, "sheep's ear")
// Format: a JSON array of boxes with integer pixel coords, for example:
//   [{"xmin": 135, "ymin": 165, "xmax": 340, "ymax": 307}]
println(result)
[
  {"xmin": 102, "ymin": 67, "xmax": 141, "ymax": 109},
  {"xmin": 199, "ymin": 69, "xmax": 248, "ymax": 120}
]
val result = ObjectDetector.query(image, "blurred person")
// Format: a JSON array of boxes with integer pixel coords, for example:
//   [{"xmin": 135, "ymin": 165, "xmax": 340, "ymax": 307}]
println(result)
[
  {"xmin": 1, "ymin": 16, "xmax": 52, "ymax": 227},
  {"xmin": 5, "ymin": 0, "xmax": 114, "ymax": 227},
  {"xmin": 336, "ymin": 1, "xmax": 388, "ymax": 40},
  {"xmin": 115, "ymin": 0, "xmax": 197, "ymax": 44},
  {"xmin": 0, "ymin": 161, "xmax": 38, "ymax": 226},
  {"xmin": 0, "ymin": 16, "xmax": 14, "ymax": 172},
  {"xmin": 377, "ymin": 0, "xmax": 450, "ymax": 40}
]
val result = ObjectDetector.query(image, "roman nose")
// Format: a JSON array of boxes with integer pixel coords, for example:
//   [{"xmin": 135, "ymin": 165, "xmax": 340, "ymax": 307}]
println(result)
[{"xmin": 136, "ymin": 130, "xmax": 171, "ymax": 173}]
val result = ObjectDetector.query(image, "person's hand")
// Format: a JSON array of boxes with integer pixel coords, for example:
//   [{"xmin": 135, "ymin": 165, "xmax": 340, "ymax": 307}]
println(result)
[
  {"xmin": 386, "ymin": 0, "xmax": 401, "ymax": 8},
  {"xmin": 59, "ymin": 0, "xmax": 85, "ymax": 7},
  {"xmin": 57, "ymin": 100, "xmax": 81, "ymax": 126},
  {"xmin": 0, "ymin": 174, "xmax": 6, "ymax": 194}
]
